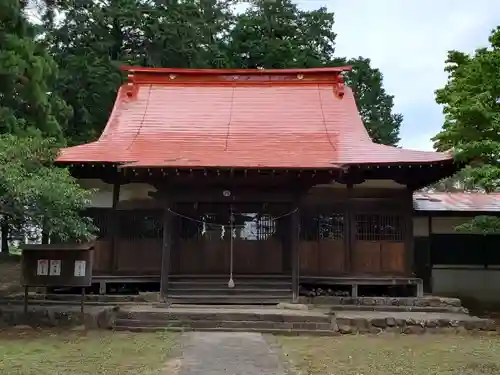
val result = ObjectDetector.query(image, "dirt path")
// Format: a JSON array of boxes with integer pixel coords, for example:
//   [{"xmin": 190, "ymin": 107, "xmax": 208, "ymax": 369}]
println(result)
[{"xmin": 176, "ymin": 332, "xmax": 286, "ymax": 375}]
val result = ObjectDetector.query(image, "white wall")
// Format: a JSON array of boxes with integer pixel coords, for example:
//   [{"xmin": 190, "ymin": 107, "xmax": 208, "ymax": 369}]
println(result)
[
  {"xmin": 78, "ymin": 179, "xmax": 158, "ymax": 207},
  {"xmin": 425, "ymin": 215, "xmax": 500, "ymax": 302},
  {"xmin": 413, "ymin": 217, "xmax": 429, "ymax": 237},
  {"xmin": 412, "ymin": 216, "xmax": 474, "ymax": 237},
  {"xmin": 432, "ymin": 266, "xmax": 500, "ymax": 302}
]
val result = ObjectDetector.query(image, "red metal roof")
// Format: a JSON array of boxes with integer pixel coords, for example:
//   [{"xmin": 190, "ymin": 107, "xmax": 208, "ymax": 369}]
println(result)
[
  {"xmin": 58, "ymin": 67, "xmax": 453, "ymax": 168},
  {"xmin": 414, "ymin": 192, "xmax": 500, "ymax": 212}
]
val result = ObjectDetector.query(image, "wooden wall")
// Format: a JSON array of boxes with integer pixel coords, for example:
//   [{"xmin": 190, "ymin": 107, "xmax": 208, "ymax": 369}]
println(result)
[
  {"xmin": 83, "ymin": 179, "xmax": 414, "ymax": 278},
  {"xmin": 298, "ymin": 185, "xmax": 412, "ymax": 277}
]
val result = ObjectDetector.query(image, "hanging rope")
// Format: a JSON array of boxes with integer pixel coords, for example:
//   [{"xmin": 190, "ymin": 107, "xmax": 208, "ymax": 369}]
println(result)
[
  {"xmin": 167, "ymin": 206, "xmax": 298, "ymax": 289},
  {"xmin": 166, "ymin": 207, "xmax": 298, "ymax": 228},
  {"xmin": 228, "ymin": 205, "xmax": 235, "ymax": 288}
]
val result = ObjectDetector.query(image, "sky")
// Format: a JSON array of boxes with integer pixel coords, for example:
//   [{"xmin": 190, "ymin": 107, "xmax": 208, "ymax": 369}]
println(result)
[{"xmin": 238, "ymin": 0, "xmax": 499, "ymax": 151}]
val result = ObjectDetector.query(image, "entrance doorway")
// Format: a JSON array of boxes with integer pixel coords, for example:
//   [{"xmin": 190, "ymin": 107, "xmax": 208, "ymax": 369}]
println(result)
[{"xmin": 172, "ymin": 203, "xmax": 292, "ymax": 275}]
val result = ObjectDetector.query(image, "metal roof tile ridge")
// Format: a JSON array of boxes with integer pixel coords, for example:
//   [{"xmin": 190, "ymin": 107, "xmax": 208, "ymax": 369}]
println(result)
[
  {"xmin": 120, "ymin": 66, "xmax": 353, "ymax": 75},
  {"xmin": 223, "ymin": 86, "xmax": 236, "ymax": 151},
  {"xmin": 317, "ymin": 84, "xmax": 337, "ymax": 153},
  {"xmin": 125, "ymin": 84, "xmax": 152, "ymax": 151}
]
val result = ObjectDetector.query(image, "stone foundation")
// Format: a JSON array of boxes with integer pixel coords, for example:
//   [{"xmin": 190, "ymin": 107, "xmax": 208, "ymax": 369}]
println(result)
[
  {"xmin": 300, "ymin": 296, "xmax": 465, "ymax": 310},
  {"xmin": 0, "ymin": 305, "xmax": 119, "ymax": 330},
  {"xmin": 331, "ymin": 315, "xmax": 497, "ymax": 335}
]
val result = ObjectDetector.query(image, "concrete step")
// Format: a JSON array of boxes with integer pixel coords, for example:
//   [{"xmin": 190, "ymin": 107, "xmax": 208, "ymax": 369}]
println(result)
[
  {"xmin": 113, "ymin": 325, "xmax": 337, "ymax": 336},
  {"xmin": 115, "ymin": 318, "xmax": 333, "ymax": 331},
  {"xmin": 119, "ymin": 311, "xmax": 330, "ymax": 323}
]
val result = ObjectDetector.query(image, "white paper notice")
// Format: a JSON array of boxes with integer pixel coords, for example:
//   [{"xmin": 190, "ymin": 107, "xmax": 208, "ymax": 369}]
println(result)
[
  {"xmin": 49, "ymin": 260, "xmax": 61, "ymax": 276},
  {"xmin": 74, "ymin": 260, "xmax": 86, "ymax": 277},
  {"xmin": 37, "ymin": 259, "xmax": 49, "ymax": 276}
]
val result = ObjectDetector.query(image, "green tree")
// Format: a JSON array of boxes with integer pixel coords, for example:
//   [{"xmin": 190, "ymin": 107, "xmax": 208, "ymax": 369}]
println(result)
[
  {"xmin": 433, "ymin": 26, "xmax": 500, "ymax": 232},
  {"xmin": 227, "ymin": 0, "xmax": 336, "ymax": 68},
  {"xmin": 0, "ymin": 135, "xmax": 96, "ymax": 242},
  {"xmin": 1, "ymin": 2, "xmax": 95, "ymax": 250},
  {"xmin": 334, "ymin": 57, "xmax": 402, "ymax": 146},
  {"xmin": 423, "ymin": 167, "xmax": 479, "ymax": 192},
  {"xmin": 0, "ymin": 0, "xmax": 70, "ymax": 138}
]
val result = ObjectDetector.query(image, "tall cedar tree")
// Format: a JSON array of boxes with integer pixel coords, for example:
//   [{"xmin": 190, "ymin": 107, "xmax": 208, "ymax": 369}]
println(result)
[
  {"xmin": 0, "ymin": 0, "xmax": 70, "ymax": 138},
  {"xmin": 433, "ymin": 27, "xmax": 500, "ymax": 232}
]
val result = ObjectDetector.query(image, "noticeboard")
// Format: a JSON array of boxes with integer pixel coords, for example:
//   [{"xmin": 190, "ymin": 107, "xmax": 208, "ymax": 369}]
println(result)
[{"xmin": 20, "ymin": 243, "xmax": 94, "ymax": 288}]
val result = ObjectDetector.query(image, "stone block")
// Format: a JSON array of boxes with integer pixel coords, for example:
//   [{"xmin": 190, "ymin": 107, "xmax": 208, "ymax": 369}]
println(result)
[
  {"xmin": 438, "ymin": 319, "xmax": 451, "ymax": 327},
  {"xmin": 338, "ymin": 324, "xmax": 353, "ymax": 334},
  {"xmin": 425, "ymin": 320, "xmax": 438, "ymax": 328},
  {"xmin": 403, "ymin": 326, "xmax": 425, "ymax": 334},
  {"xmin": 277, "ymin": 302, "xmax": 308, "ymax": 311},
  {"xmin": 370, "ymin": 318, "xmax": 387, "ymax": 328},
  {"xmin": 385, "ymin": 317, "xmax": 397, "ymax": 327},
  {"xmin": 352, "ymin": 318, "xmax": 370, "ymax": 333}
]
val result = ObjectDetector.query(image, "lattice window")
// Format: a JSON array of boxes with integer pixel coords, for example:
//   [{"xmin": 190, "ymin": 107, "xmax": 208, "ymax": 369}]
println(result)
[
  {"xmin": 118, "ymin": 210, "xmax": 163, "ymax": 240},
  {"xmin": 237, "ymin": 213, "xmax": 276, "ymax": 241},
  {"xmin": 354, "ymin": 213, "xmax": 404, "ymax": 241},
  {"xmin": 300, "ymin": 213, "xmax": 344, "ymax": 241},
  {"xmin": 179, "ymin": 212, "xmax": 278, "ymax": 241}
]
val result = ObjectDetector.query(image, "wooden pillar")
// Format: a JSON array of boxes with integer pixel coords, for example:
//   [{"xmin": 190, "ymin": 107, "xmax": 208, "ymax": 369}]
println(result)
[
  {"xmin": 291, "ymin": 206, "xmax": 300, "ymax": 302},
  {"xmin": 160, "ymin": 203, "xmax": 173, "ymax": 302},
  {"xmin": 345, "ymin": 184, "xmax": 354, "ymax": 274},
  {"xmin": 404, "ymin": 189, "xmax": 415, "ymax": 276},
  {"xmin": 110, "ymin": 182, "xmax": 121, "ymax": 274}
]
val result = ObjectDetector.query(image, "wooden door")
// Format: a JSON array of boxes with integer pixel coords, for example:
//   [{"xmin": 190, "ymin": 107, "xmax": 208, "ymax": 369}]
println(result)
[{"xmin": 174, "ymin": 202, "xmax": 286, "ymax": 275}]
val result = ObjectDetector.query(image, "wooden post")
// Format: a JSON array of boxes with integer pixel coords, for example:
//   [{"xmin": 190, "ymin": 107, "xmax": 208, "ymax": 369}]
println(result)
[
  {"xmin": 404, "ymin": 189, "xmax": 414, "ymax": 276},
  {"xmin": 291, "ymin": 206, "xmax": 300, "ymax": 303},
  {"xmin": 24, "ymin": 286, "xmax": 28, "ymax": 314},
  {"xmin": 110, "ymin": 182, "xmax": 121, "ymax": 274},
  {"xmin": 345, "ymin": 183, "xmax": 354, "ymax": 273},
  {"xmin": 160, "ymin": 204, "xmax": 173, "ymax": 303}
]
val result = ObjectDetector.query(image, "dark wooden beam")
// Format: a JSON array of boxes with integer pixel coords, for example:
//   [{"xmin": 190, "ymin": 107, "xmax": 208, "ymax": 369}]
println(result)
[
  {"xmin": 404, "ymin": 188, "xmax": 415, "ymax": 276},
  {"xmin": 291, "ymin": 205, "xmax": 300, "ymax": 302},
  {"xmin": 345, "ymin": 184, "xmax": 354, "ymax": 274},
  {"xmin": 160, "ymin": 201, "xmax": 173, "ymax": 302},
  {"xmin": 151, "ymin": 186, "xmax": 310, "ymax": 204},
  {"xmin": 110, "ymin": 182, "xmax": 121, "ymax": 274}
]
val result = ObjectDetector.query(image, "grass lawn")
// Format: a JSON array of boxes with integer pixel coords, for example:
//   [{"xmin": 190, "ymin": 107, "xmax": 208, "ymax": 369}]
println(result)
[
  {"xmin": 277, "ymin": 334, "xmax": 500, "ymax": 375},
  {"xmin": 0, "ymin": 329, "xmax": 178, "ymax": 375}
]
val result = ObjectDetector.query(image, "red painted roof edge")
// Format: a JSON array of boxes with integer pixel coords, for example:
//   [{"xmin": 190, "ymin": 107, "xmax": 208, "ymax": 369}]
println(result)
[{"xmin": 120, "ymin": 66, "xmax": 352, "ymax": 75}]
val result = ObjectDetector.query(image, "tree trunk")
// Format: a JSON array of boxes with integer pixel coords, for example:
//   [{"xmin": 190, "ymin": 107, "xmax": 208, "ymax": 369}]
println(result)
[{"xmin": 1, "ymin": 219, "xmax": 9, "ymax": 254}]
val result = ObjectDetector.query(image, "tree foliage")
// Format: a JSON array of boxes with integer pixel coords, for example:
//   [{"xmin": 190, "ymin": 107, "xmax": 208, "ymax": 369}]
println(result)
[
  {"xmin": 0, "ymin": 1, "xmax": 96, "ymax": 247},
  {"xmin": 0, "ymin": 135, "xmax": 96, "ymax": 242},
  {"xmin": 0, "ymin": 0, "xmax": 70, "ymax": 138},
  {"xmin": 433, "ymin": 26, "xmax": 500, "ymax": 231},
  {"xmin": 334, "ymin": 57, "xmax": 402, "ymax": 145}
]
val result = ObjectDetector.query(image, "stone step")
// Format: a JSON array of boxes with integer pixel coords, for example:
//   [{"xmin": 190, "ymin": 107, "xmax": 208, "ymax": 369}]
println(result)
[
  {"xmin": 119, "ymin": 311, "xmax": 330, "ymax": 323},
  {"xmin": 166, "ymin": 296, "xmax": 289, "ymax": 305},
  {"xmin": 327, "ymin": 304, "xmax": 467, "ymax": 314},
  {"xmin": 115, "ymin": 318, "xmax": 333, "ymax": 331},
  {"xmin": 113, "ymin": 325, "xmax": 337, "ymax": 336},
  {"xmin": 168, "ymin": 288, "xmax": 292, "ymax": 296},
  {"xmin": 169, "ymin": 281, "xmax": 292, "ymax": 289},
  {"xmin": 3, "ymin": 294, "xmax": 147, "ymax": 302}
]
